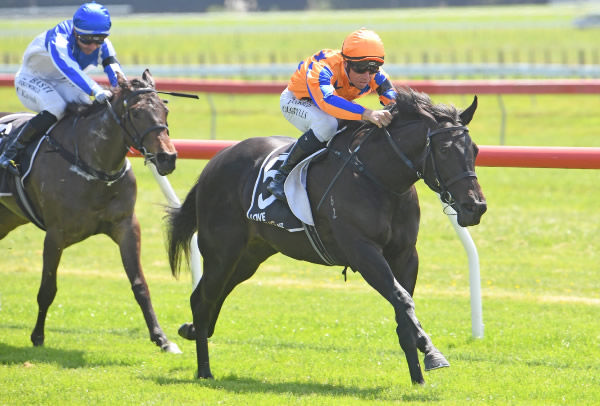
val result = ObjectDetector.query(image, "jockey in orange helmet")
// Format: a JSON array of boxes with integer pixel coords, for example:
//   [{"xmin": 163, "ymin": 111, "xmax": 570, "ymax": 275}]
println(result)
[{"xmin": 267, "ymin": 28, "xmax": 398, "ymax": 201}]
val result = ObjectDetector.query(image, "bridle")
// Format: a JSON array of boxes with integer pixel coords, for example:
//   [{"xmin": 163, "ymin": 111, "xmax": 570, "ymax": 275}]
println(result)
[
  {"xmin": 105, "ymin": 88, "xmax": 169, "ymax": 165},
  {"xmin": 382, "ymin": 124, "xmax": 476, "ymax": 206},
  {"xmin": 43, "ymin": 87, "xmax": 170, "ymax": 184},
  {"xmin": 319, "ymin": 119, "xmax": 476, "ymax": 211}
]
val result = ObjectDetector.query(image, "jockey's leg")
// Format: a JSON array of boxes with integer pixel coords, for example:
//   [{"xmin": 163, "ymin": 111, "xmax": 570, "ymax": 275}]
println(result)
[
  {"xmin": 0, "ymin": 110, "xmax": 57, "ymax": 175},
  {"xmin": 266, "ymin": 129, "xmax": 324, "ymax": 201}
]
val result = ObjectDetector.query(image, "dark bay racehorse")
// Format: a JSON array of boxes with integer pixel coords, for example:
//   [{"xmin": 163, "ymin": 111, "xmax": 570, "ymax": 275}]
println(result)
[
  {"xmin": 0, "ymin": 69, "xmax": 181, "ymax": 353},
  {"xmin": 167, "ymin": 88, "xmax": 487, "ymax": 383}
]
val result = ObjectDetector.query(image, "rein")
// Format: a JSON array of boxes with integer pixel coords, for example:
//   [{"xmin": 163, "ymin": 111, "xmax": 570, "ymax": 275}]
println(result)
[
  {"xmin": 320, "ymin": 120, "xmax": 475, "ymax": 210},
  {"xmin": 316, "ymin": 123, "xmax": 371, "ymax": 211}
]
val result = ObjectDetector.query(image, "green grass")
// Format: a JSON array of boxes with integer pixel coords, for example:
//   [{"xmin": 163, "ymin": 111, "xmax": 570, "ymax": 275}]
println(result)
[
  {"xmin": 1, "ymin": 87, "xmax": 599, "ymax": 404},
  {"xmin": 1, "ymin": 5, "xmax": 600, "ymax": 405}
]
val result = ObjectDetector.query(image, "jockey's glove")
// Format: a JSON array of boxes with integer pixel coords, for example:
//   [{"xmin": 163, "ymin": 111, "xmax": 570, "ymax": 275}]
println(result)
[{"xmin": 94, "ymin": 88, "xmax": 113, "ymax": 103}]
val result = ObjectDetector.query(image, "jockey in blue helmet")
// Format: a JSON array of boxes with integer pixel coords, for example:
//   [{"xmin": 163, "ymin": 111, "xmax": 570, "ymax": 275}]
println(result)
[
  {"xmin": 0, "ymin": 2, "xmax": 125, "ymax": 175},
  {"xmin": 73, "ymin": 2, "xmax": 112, "ymax": 36}
]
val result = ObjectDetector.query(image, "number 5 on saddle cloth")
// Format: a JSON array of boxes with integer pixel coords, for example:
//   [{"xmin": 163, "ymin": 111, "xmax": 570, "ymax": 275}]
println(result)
[{"xmin": 246, "ymin": 142, "xmax": 335, "ymax": 265}]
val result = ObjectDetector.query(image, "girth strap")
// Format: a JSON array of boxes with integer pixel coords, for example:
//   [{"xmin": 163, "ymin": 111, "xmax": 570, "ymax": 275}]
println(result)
[
  {"xmin": 303, "ymin": 224, "xmax": 336, "ymax": 266},
  {"xmin": 14, "ymin": 175, "xmax": 46, "ymax": 230}
]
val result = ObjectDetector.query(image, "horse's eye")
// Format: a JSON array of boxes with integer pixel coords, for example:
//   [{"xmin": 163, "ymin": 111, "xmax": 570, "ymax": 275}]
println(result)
[{"xmin": 439, "ymin": 143, "xmax": 451, "ymax": 154}]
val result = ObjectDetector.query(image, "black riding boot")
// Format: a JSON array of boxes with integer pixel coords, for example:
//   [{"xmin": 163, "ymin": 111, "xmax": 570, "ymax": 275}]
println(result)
[
  {"xmin": 267, "ymin": 129, "xmax": 324, "ymax": 201},
  {"xmin": 0, "ymin": 110, "xmax": 57, "ymax": 175}
]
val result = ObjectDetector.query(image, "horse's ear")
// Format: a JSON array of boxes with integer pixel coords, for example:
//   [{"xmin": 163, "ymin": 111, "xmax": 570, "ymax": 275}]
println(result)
[
  {"xmin": 142, "ymin": 69, "xmax": 155, "ymax": 89},
  {"xmin": 116, "ymin": 71, "xmax": 127, "ymax": 88},
  {"xmin": 459, "ymin": 96, "xmax": 478, "ymax": 125}
]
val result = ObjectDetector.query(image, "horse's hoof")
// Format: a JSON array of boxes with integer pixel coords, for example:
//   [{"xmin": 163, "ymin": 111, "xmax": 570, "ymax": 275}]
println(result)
[
  {"xmin": 161, "ymin": 341, "xmax": 183, "ymax": 354},
  {"xmin": 411, "ymin": 377, "xmax": 425, "ymax": 386},
  {"xmin": 424, "ymin": 351, "xmax": 450, "ymax": 371},
  {"xmin": 197, "ymin": 369, "xmax": 214, "ymax": 379},
  {"xmin": 178, "ymin": 322, "xmax": 196, "ymax": 340},
  {"xmin": 31, "ymin": 334, "xmax": 44, "ymax": 347}
]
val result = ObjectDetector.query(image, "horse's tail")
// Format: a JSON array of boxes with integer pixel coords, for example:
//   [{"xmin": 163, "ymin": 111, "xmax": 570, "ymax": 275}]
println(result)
[{"xmin": 166, "ymin": 182, "xmax": 199, "ymax": 279}]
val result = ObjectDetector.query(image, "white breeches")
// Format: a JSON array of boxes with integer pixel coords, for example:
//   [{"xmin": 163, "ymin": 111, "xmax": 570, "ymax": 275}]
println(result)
[
  {"xmin": 280, "ymin": 88, "xmax": 338, "ymax": 143},
  {"xmin": 15, "ymin": 69, "xmax": 92, "ymax": 120}
]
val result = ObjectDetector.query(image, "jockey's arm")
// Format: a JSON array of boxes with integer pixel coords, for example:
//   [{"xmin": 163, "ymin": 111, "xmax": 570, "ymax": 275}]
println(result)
[
  {"xmin": 45, "ymin": 24, "xmax": 100, "ymax": 96},
  {"xmin": 100, "ymin": 39, "xmax": 125, "ymax": 87},
  {"xmin": 374, "ymin": 70, "xmax": 398, "ymax": 105}
]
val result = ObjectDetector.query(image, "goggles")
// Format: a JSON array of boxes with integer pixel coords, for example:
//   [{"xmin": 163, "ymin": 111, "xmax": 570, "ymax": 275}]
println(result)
[
  {"xmin": 348, "ymin": 60, "xmax": 382, "ymax": 74},
  {"xmin": 76, "ymin": 34, "xmax": 107, "ymax": 45}
]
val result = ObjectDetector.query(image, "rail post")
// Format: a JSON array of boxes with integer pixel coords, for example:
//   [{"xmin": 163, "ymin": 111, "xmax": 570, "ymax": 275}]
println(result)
[
  {"xmin": 147, "ymin": 163, "xmax": 202, "ymax": 288},
  {"xmin": 441, "ymin": 196, "xmax": 484, "ymax": 339}
]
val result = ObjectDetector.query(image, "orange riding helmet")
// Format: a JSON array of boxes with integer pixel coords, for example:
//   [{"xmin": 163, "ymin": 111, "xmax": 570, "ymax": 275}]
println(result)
[{"xmin": 341, "ymin": 28, "xmax": 385, "ymax": 63}]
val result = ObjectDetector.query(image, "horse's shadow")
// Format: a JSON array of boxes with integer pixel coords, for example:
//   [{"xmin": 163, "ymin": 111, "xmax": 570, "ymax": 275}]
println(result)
[
  {"xmin": 0, "ymin": 328, "xmax": 143, "ymax": 369},
  {"xmin": 150, "ymin": 374, "xmax": 440, "ymax": 402},
  {"xmin": 0, "ymin": 341, "xmax": 88, "ymax": 369}
]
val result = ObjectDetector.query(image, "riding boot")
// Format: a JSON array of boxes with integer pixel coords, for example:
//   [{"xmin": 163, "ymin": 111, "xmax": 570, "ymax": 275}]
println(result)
[
  {"xmin": 0, "ymin": 110, "xmax": 57, "ymax": 175},
  {"xmin": 267, "ymin": 129, "xmax": 324, "ymax": 201}
]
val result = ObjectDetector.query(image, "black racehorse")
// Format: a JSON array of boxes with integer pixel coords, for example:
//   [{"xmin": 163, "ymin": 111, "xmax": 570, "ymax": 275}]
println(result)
[
  {"xmin": 166, "ymin": 87, "xmax": 487, "ymax": 383},
  {"xmin": 0, "ymin": 70, "xmax": 181, "ymax": 353}
]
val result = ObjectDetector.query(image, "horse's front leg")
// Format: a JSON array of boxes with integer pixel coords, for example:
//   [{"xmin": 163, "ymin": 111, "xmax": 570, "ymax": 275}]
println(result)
[
  {"xmin": 112, "ymin": 215, "xmax": 181, "ymax": 354},
  {"xmin": 31, "ymin": 230, "xmax": 64, "ymax": 346},
  {"xmin": 342, "ymin": 239, "xmax": 445, "ymax": 384},
  {"xmin": 387, "ymin": 248, "xmax": 449, "ymax": 373}
]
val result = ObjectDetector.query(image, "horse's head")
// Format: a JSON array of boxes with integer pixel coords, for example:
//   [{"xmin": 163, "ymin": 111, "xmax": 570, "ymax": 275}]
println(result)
[
  {"xmin": 111, "ymin": 70, "xmax": 177, "ymax": 176},
  {"xmin": 385, "ymin": 89, "xmax": 486, "ymax": 227},
  {"xmin": 417, "ymin": 95, "xmax": 487, "ymax": 226}
]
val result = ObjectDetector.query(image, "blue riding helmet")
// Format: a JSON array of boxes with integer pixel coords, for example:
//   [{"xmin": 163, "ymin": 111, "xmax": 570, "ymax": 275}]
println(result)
[{"xmin": 73, "ymin": 2, "xmax": 111, "ymax": 36}]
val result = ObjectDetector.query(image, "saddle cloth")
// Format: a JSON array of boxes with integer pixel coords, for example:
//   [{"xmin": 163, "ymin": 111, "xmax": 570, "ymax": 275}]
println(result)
[
  {"xmin": 246, "ymin": 143, "xmax": 326, "ymax": 232},
  {"xmin": 0, "ymin": 113, "xmax": 43, "ymax": 196},
  {"xmin": 0, "ymin": 113, "xmax": 48, "ymax": 229}
]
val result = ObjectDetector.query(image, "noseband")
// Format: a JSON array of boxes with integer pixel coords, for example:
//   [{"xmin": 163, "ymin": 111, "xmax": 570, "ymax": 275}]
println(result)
[
  {"xmin": 106, "ymin": 88, "xmax": 169, "ymax": 164},
  {"xmin": 382, "ymin": 124, "xmax": 476, "ymax": 205}
]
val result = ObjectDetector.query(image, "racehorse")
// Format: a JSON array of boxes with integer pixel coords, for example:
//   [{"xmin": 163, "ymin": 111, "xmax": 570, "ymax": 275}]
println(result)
[
  {"xmin": 0, "ymin": 69, "xmax": 181, "ymax": 353},
  {"xmin": 166, "ymin": 87, "xmax": 487, "ymax": 383}
]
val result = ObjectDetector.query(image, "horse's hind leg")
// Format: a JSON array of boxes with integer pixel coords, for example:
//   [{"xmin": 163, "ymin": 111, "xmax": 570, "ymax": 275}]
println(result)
[
  {"xmin": 31, "ymin": 230, "xmax": 64, "ymax": 346},
  {"xmin": 112, "ymin": 215, "xmax": 181, "ymax": 353},
  {"xmin": 180, "ymin": 243, "xmax": 275, "ymax": 342},
  {"xmin": 0, "ymin": 204, "xmax": 28, "ymax": 239},
  {"xmin": 191, "ymin": 236, "xmax": 273, "ymax": 379},
  {"xmin": 191, "ymin": 252, "xmax": 240, "ymax": 379},
  {"xmin": 207, "ymin": 244, "xmax": 274, "ymax": 337}
]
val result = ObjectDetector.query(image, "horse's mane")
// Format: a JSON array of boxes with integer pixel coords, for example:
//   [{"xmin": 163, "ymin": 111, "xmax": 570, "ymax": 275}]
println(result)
[
  {"xmin": 394, "ymin": 87, "xmax": 460, "ymax": 125},
  {"xmin": 68, "ymin": 78, "xmax": 151, "ymax": 118},
  {"xmin": 67, "ymin": 101, "xmax": 104, "ymax": 117}
]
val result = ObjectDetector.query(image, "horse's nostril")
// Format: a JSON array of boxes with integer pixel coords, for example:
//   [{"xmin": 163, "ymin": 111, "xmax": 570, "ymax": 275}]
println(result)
[
  {"xmin": 154, "ymin": 153, "xmax": 177, "ymax": 176},
  {"xmin": 157, "ymin": 153, "xmax": 176, "ymax": 164},
  {"xmin": 479, "ymin": 203, "xmax": 488, "ymax": 215},
  {"xmin": 461, "ymin": 203, "xmax": 476, "ymax": 213}
]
